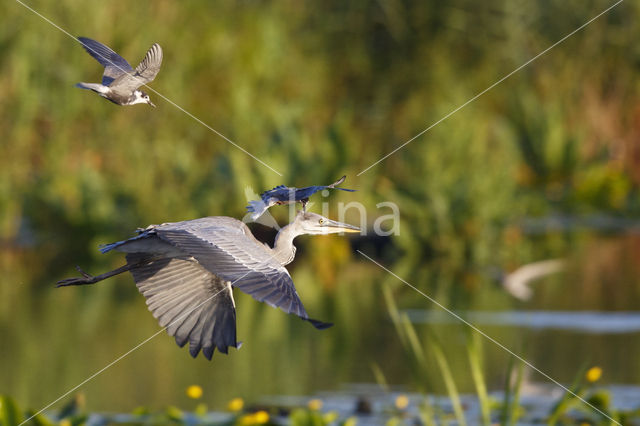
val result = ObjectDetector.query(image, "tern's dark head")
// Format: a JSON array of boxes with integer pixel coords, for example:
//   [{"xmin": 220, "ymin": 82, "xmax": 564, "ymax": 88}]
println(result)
[{"xmin": 132, "ymin": 90, "xmax": 156, "ymax": 107}]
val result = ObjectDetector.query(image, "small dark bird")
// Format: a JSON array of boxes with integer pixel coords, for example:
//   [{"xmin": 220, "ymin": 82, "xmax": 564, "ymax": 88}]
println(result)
[
  {"xmin": 247, "ymin": 175, "xmax": 356, "ymax": 220},
  {"xmin": 57, "ymin": 211, "xmax": 360, "ymax": 360},
  {"xmin": 75, "ymin": 37, "xmax": 162, "ymax": 107}
]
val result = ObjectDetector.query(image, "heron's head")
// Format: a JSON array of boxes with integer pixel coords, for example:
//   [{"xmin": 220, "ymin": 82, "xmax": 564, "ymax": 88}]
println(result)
[
  {"xmin": 294, "ymin": 211, "xmax": 360, "ymax": 235},
  {"xmin": 133, "ymin": 90, "xmax": 156, "ymax": 107}
]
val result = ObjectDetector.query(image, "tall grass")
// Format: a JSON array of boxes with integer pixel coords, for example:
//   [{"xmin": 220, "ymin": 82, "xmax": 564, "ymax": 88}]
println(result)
[
  {"xmin": 466, "ymin": 333, "xmax": 491, "ymax": 426},
  {"xmin": 383, "ymin": 283, "xmax": 524, "ymax": 425},
  {"xmin": 500, "ymin": 355, "xmax": 524, "ymax": 426}
]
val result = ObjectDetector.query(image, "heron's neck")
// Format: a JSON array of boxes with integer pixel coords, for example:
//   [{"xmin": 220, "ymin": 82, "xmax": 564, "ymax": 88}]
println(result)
[{"xmin": 273, "ymin": 223, "xmax": 300, "ymax": 266}]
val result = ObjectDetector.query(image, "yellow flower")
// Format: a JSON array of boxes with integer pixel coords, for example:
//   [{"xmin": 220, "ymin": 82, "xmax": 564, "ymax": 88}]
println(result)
[
  {"xmin": 343, "ymin": 417, "xmax": 358, "ymax": 426},
  {"xmin": 59, "ymin": 420, "xmax": 71, "ymax": 426},
  {"xmin": 239, "ymin": 410, "xmax": 270, "ymax": 425},
  {"xmin": 586, "ymin": 366, "xmax": 603, "ymax": 383},
  {"xmin": 395, "ymin": 394, "xmax": 409, "ymax": 410},
  {"xmin": 253, "ymin": 410, "xmax": 269, "ymax": 424},
  {"xmin": 323, "ymin": 411, "xmax": 339, "ymax": 423},
  {"xmin": 186, "ymin": 385, "xmax": 203, "ymax": 399},
  {"xmin": 307, "ymin": 398, "xmax": 323, "ymax": 411},
  {"xmin": 228, "ymin": 397, "xmax": 244, "ymax": 412}
]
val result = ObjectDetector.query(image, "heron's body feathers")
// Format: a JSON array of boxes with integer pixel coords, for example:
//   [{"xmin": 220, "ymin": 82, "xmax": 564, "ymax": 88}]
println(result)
[{"xmin": 151, "ymin": 218, "xmax": 310, "ymax": 320}]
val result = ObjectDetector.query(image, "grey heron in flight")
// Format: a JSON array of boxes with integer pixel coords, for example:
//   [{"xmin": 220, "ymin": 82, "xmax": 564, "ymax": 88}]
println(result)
[
  {"xmin": 76, "ymin": 37, "xmax": 163, "ymax": 107},
  {"xmin": 57, "ymin": 211, "xmax": 360, "ymax": 360},
  {"xmin": 246, "ymin": 175, "xmax": 356, "ymax": 220}
]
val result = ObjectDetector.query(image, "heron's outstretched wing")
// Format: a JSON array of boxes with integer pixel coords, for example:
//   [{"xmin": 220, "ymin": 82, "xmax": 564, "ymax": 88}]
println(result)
[
  {"xmin": 259, "ymin": 185, "xmax": 292, "ymax": 202},
  {"xmin": 110, "ymin": 43, "xmax": 163, "ymax": 94},
  {"xmin": 153, "ymin": 218, "xmax": 329, "ymax": 328},
  {"xmin": 126, "ymin": 252, "xmax": 239, "ymax": 359},
  {"xmin": 77, "ymin": 37, "xmax": 133, "ymax": 86}
]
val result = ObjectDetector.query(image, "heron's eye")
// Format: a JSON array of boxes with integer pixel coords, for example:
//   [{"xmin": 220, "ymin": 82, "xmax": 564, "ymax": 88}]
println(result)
[{"xmin": 318, "ymin": 219, "xmax": 324, "ymax": 224}]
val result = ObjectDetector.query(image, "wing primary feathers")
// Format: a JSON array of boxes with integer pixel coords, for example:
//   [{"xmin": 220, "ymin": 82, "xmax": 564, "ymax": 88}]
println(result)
[
  {"xmin": 77, "ymin": 37, "xmax": 132, "ymax": 71},
  {"xmin": 306, "ymin": 318, "xmax": 334, "ymax": 330},
  {"xmin": 134, "ymin": 43, "xmax": 163, "ymax": 82},
  {"xmin": 126, "ymin": 253, "xmax": 239, "ymax": 360},
  {"xmin": 327, "ymin": 175, "xmax": 346, "ymax": 187}
]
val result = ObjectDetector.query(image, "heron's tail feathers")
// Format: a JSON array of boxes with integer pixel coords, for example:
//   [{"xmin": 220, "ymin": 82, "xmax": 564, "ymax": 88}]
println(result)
[
  {"xmin": 99, "ymin": 240, "xmax": 126, "ymax": 253},
  {"xmin": 99, "ymin": 232, "xmax": 155, "ymax": 254}
]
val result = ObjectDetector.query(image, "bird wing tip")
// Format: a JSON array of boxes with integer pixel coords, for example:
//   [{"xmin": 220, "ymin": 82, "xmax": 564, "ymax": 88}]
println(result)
[{"xmin": 306, "ymin": 318, "xmax": 334, "ymax": 330}]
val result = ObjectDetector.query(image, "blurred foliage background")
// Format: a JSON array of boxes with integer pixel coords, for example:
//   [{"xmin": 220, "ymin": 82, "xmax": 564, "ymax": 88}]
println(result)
[{"xmin": 2, "ymin": 0, "xmax": 640, "ymax": 415}]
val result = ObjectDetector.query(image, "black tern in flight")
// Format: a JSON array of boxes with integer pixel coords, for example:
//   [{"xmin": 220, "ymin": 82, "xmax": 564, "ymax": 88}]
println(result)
[
  {"xmin": 247, "ymin": 175, "xmax": 356, "ymax": 220},
  {"xmin": 75, "ymin": 37, "xmax": 163, "ymax": 107}
]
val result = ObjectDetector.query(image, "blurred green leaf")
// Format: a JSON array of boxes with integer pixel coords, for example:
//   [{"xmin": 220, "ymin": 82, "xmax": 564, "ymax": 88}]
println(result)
[{"xmin": 0, "ymin": 395, "xmax": 23, "ymax": 426}]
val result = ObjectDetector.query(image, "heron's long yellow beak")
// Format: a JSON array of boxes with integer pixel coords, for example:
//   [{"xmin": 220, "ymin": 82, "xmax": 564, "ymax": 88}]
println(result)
[{"xmin": 323, "ymin": 219, "xmax": 360, "ymax": 233}]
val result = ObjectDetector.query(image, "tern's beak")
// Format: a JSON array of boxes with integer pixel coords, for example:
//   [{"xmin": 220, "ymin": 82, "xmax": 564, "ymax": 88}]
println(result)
[
  {"xmin": 323, "ymin": 218, "xmax": 361, "ymax": 234},
  {"xmin": 148, "ymin": 99, "xmax": 156, "ymax": 108}
]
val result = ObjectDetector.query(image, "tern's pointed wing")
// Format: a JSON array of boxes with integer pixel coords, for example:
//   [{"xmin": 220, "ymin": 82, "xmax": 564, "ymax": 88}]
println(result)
[
  {"xmin": 327, "ymin": 175, "xmax": 346, "ymax": 188},
  {"xmin": 152, "ymin": 217, "xmax": 329, "ymax": 328},
  {"xmin": 109, "ymin": 43, "xmax": 163, "ymax": 94},
  {"xmin": 326, "ymin": 175, "xmax": 356, "ymax": 192},
  {"xmin": 126, "ymin": 252, "xmax": 239, "ymax": 359},
  {"xmin": 77, "ymin": 37, "xmax": 133, "ymax": 86},
  {"xmin": 134, "ymin": 43, "xmax": 163, "ymax": 83}
]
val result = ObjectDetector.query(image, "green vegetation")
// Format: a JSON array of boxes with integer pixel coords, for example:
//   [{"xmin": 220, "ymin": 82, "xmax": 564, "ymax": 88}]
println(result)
[
  {"xmin": 1, "ymin": 0, "xmax": 640, "ymax": 421},
  {"xmin": 0, "ymin": 367, "xmax": 634, "ymax": 426}
]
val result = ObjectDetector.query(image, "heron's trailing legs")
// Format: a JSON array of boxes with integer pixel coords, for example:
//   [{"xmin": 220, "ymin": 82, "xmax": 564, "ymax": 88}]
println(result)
[{"xmin": 56, "ymin": 263, "xmax": 139, "ymax": 287}]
